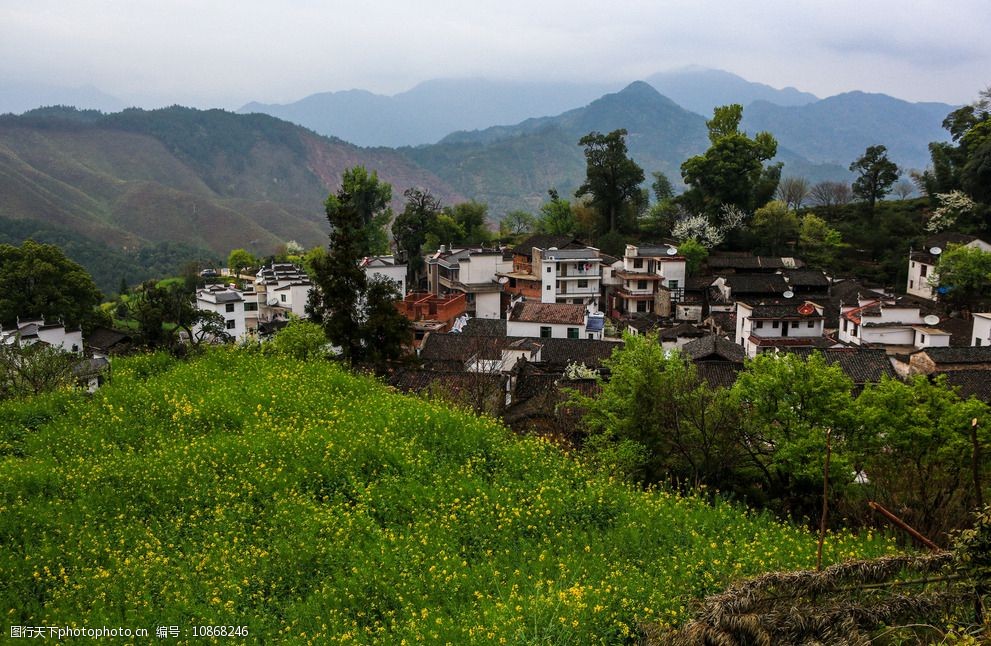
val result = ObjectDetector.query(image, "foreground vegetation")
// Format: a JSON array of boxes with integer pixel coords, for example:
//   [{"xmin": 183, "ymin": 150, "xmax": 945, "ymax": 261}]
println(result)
[{"xmin": 1, "ymin": 349, "xmax": 897, "ymax": 643}]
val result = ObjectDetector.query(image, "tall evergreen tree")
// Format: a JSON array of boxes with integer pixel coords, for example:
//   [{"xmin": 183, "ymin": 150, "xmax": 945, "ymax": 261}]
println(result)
[{"xmin": 576, "ymin": 129, "xmax": 645, "ymax": 233}]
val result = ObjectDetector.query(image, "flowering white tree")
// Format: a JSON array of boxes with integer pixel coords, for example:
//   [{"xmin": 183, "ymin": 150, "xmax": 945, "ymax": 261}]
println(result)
[
  {"xmin": 673, "ymin": 214, "xmax": 725, "ymax": 248},
  {"xmin": 926, "ymin": 191, "xmax": 976, "ymax": 233}
]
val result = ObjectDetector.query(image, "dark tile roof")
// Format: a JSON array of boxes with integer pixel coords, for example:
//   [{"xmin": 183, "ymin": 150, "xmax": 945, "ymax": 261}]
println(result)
[
  {"xmin": 781, "ymin": 269, "xmax": 830, "ymax": 288},
  {"xmin": 725, "ymin": 274, "xmax": 789, "ymax": 295},
  {"xmin": 787, "ymin": 347, "xmax": 895, "ymax": 384},
  {"xmin": 936, "ymin": 316, "xmax": 974, "ymax": 347},
  {"xmin": 657, "ymin": 322, "xmax": 707, "ymax": 341},
  {"xmin": 460, "ymin": 317, "xmax": 507, "ymax": 336},
  {"xmin": 919, "ymin": 346, "xmax": 991, "ymax": 365},
  {"xmin": 419, "ymin": 333, "xmax": 512, "ymax": 362},
  {"xmin": 389, "ymin": 370, "xmax": 506, "ymax": 395},
  {"xmin": 941, "ymin": 370, "xmax": 991, "ymax": 402},
  {"xmin": 708, "ymin": 253, "xmax": 804, "ymax": 270},
  {"xmin": 86, "ymin": 326, "xmax": 132, "ymax": 352},
  {"xmin": 829, "ymin": 279, "xmax": 887, "ymax": 306},
  {"xmin": 707, "ymin": 311, "xmax": 737, "ymax": 335},
  {"xmin": 681, "ymin": 334, "xmax": 745, "ymax": 363},
  {"xmin": 686, "ymin": 276, "xmax": 716, "ymax": 291},
  {"xmin": 512, "ymin": 235, "xmax": 580, "ymax": 257},
  {"xmin": 695, "ymin": 361, "xmax": 742, "ymax": 389},
  {"xmin": 538, "ymin": 338, "xmax": 622, "ymax": 368},
  {"xmin": 509, "ymin": 302, "xmax": 586, "ymax": 325},
  {"xmin": 747, "ymin": 302, "xmax": 823, "ymax": 320}
]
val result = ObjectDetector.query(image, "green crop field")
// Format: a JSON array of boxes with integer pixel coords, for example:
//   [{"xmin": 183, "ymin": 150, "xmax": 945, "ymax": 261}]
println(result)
[{"xmin": 0, "ymin": 349, "xmax": 898, "ymax": 643}]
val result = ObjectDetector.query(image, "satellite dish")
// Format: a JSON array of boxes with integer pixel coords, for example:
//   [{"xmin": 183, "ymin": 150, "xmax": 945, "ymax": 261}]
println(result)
[
  {"xmin": 923, "ymin": 314, "xmax": 940, "ymax": 326},
  {"xmin": 930, "ymin": 246, "xmax": 942, "ymax": 255},
  {"xmin": 267, "ymin": 297, "xmax": 279, "ymax": 306},
  {"xmin": 798, "ymin": 303, "xmax": 815, "ymax": 316},
  {"xmin": 548, "ymin": 247, "xmax": 558, "ymax": 251},
  {"xmin": 498, "ymin": 276, "xmax": 509, "ymax": 284},
  {"xmin": 782, "ymin": 290, "xmax": 795, "ymax": 299},
  {"xmin": 667, "ymin": 246, "xmax": 678, "ymax": 256}
]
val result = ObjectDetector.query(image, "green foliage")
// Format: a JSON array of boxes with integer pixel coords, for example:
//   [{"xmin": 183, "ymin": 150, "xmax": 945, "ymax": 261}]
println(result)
[
  {"xmin": 853, "ymin": 376, "xmax": 990, "ymax": 539},
  {"xmin": 0, "ymin": 349, "xmax": 897, "ymax": 641},
  {"xmin": 651, "ymin": 171, "xmax": 675, "ymax": 202},
  {"xmin": 499, "ymin": 210, "xmax": 536, "ymax": 239},
  {"xmin": 731, "ymin": 352, "xmax": 856, "ymax": 517},
  {"xmin": 445, "ymin": 200, "xmax": 492, "ymax": 245},
  {"xmin": 594, "ymin": 230, "xmax": 627, "ymax": 258},
  {"xmin": 130, "ymin": 281, "xmax": 227, "ymax": 349},
  {"xmin": 0, "ymin": 240, "xmax": 102, "ymax": 329},
  {"xmin": 392, "ymin": 188, "xmax": 442, "ymax": 282},
  {"xmin": 680, "ymin": 104, "xmax": 779, "ymax": 214},
  {"xmin": 933, "ymin": 243, "xmax": 991, "ymax": 310},
  {"xmin": 850, "ymin": 145, "xmax": 900, "ymax": 213},
  {"xmin": 0, "ymin": 343, "xmax": 80, "ymax": 401},
  {"xmin": 751, "ymin": 200, "xmax": 800, "ymax": 257},
  {"xmin": 576, "ymin": 129, "xmax": 645, "ymax": 233},
  {"xmin": 536, "ymin": 189, "xmax": 577, "ymax": 236},
  {"xmin": 360, "ymin": 276, "xmax": 412, "ymax": 373},
  {"xmin": 264, "ymin": 318, "xmax": 328, "ymax": 360},
  {"xmin": 423, "ymin": 214, "xmax": 465, "ymax": 251},
  {"xmin": 798, "ymin": 214, "xmax": 846, "ymax": 271},
  {"xmin": 327, "ymin": 166, "xmax": 393, "ymax": 257},
  {"xmin": 226, "ymin": 248, "xmax": 256, "ymax": 276},
  {"xmin": 677, "ymin": 239, "xmax": 708, "ymax": 276}
]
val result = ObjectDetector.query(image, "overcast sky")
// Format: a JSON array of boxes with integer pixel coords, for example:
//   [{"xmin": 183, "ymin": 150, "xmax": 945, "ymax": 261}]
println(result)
[{"xmin": 1, "ymin": 0, "xmax": 987, "ymax": 109}]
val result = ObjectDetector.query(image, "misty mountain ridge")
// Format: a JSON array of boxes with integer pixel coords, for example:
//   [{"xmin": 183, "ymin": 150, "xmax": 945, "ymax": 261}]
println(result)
[{"xmin": 0, "ymin": 80, "xmax": 127, "ymax": 116}]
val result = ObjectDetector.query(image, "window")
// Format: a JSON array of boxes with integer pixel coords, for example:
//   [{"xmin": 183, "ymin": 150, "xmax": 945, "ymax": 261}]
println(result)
[
  {"xmin": 807, "ymin": 321, "xmax": 814, "ymax": 328},
  {"xmin": 920, "ymin": 264, "xmax": 928, "ymax": 277},
  {"xmin": 636, "ymin": 300, "xmax": 648, "ymax": 313},
  {"xmin": 226, "ymin": 320, "xmax": 236, "ymax": 330},
  {"xmin": 977, "ymin": 338, "xmax": 983, "ymax": 346},
  {"xmin": 755, "ymin": 321, "xmax": 764, "ymax": 329},
  {"xmin": 668, "ymin": 280, "xmax": 679, "ymax": 291},
  {"xmin": 280, "ymin": 294, "xmax": 287, "ymax": 302},
  {"xmin": 546, "ymin": 266, "xmax": 553, "ymax": 273},
  {"xmin": 567, "ymin": 327, "xmax": 579, "ymax": 339},
  {"xmin": 546, "ymin": 284, "xmax": 551, "ymax": 290},
  {"xmin": 637, "ymin": 280, "xmax": 647, "ymax": 290},
  {"xmin": 244, "ymin": 302, "xmax": 258, "ymax": 312},
  {"xmin": 920, "ymin": 333, "xmax": 927, "ymax": 344},
  {"xmin": 540, "ymin": 326, "xmax": 552, "ymax": 338},
  {"xmin": 843, "ymin": 319, "xmax": 848, "ymax": 331},
  {"xmin": 633, "ymin": 259, "xmax": 643, "ymax": 269},
  {"xmin": 909, "ymin": 280, "xmax": 914, "ymax": 289},
  {"xmin": 226, "ymin": 303, "xmax": 235, "ymax": 313},
  {"xmin": 772, "ymin": 321, "xmax": 779, "ymax": 329},
  {"xmin": 577, "ymin": 279, "xmax": 588, "ymax": 288},
  {"xmin": 792, "ymin": 322, "xmax": 800, "ymax": 328}
]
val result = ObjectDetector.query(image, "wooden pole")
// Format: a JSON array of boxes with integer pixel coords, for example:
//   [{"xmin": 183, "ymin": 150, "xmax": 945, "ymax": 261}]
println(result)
[{"xmin": 868, "ymin": 501, "xmax": 942, "ymax": 552}]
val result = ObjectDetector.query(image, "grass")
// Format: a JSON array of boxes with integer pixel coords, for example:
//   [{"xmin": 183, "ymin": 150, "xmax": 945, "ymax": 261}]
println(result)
[{"xmin": 0, "ymin": 348, "xmax": 899, "ymax": 643}]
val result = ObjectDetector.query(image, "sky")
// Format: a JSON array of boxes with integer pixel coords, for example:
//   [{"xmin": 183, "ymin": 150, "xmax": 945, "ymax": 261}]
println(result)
[{"xmin": 1, "ymin": 0, "xmax": 988, "ymax": 109}]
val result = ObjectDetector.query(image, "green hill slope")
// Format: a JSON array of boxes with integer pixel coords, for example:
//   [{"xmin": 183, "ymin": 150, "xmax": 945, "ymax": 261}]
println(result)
[
  {"xmin": 0, "ymin": 349, "xmax": 896, "ymax": 642},
  {"xmin": 0, "ymin": 107, "xmax": 463, "ymax": 289}
]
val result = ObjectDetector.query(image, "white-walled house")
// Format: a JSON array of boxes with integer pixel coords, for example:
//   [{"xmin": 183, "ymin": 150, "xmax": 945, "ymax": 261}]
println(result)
[
  {"xmin": 194, "ymin": 285, "xmax": 256, "ymax": 341},
  {"xmin": 500, "ymin": 236, "xmax": 603, "ymax": 308},
  {"xmin": 735, "ymin": 301, "xmax": 830, "ymax": 358},
  {"xmin": 907, "ymin": 233, "xmax": 991, "ymax": 300},
  {"xmin": 361, "ymin": 255, "xmax": 407, "ymax": 297},
  {"xmin": 507, "ymin": 302, "xmax": 592, "ymax": 339},
  {"xmin": 611, "ymin": 243, "xmax": 686, "ymax": 315},
  {"xmin": 425, "ymin": 247, "xmax": 511, "ymax": 319},
  {"xmin": 838, "ymin": 297, "xmax": 949, "ymax": 351},
  {"xmin": 0, "ymin": 319, "xmax": 83, "ymax": 353},
  {"xmin": 972, "ymin": 313, "xmax": 991, "ymax": 347},
  {"xmin": 254, "ymin": 263, "xmax": 313, "ymax": 322}
]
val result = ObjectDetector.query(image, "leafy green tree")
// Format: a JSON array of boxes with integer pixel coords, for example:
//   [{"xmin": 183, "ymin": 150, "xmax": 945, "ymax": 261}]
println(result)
[
  {"xmin": 328, "ymin": 166, "xmax": 393, "ymax": 256},
  {"xmin": 227, "ymin": 248, "xmax": 256, "ymax": 276},
  {"xmin": 850, "ymin": 145, "xmax": 900, "ymax": 214},
  {"xmin": 853, "ymin": 375, "xmax": 989, "ymax": 539},
  {"xmin": 264, "ymin": 317, "xmax": 328, "ymax": 360},
  {"xmin": 131, "ymin": 282, "xmax": 229, "ymax": 349},
  {"xmin": 535, "ymin": 189, "xmax": 576, "ymax": 236},
  {"xmin": 0, "ymin": 342, "xmax": 80, "ymax": 400},
  {"xmin": 677, "ymin": 239, "xmax": 708, "ymax": 276},
  {"xmin": 650, "ymin": 171, "xmax": 675, "ymax": 202},
  {"xmin": 571, "ymin": 334, "xmax": 744, "ymax": 489},
  {"xmin": 731, "ymin": 352, "xmax": 856, "ymax": 518},
  {"xmin": 575, "ymin": 129, "xmax": 645, "ymax": 233},
  {"xmin": 0, "ymin": 240, "xmax": 102, "ymax": 329},
  {"xmin": 424, "ymin": 214, "xmax": 465, "ymax": 251},
  {"xmin": 752, "ymin": 200, "xmax": 800, "ymax": 256},
  {"xmin": 445, "ymin": 201, "xmax": 491, "ymax": 245},
  {"xmin": 392, "ymin": 187, "xmax": 442, "ymax": 284},
  {"xmin": 798, "ymin": 214, "xmax": 846, "ymax": 271},
  {"xmin": 932, "ymin": 243, "xmax": 991, "ymax": 310},
  {"xmin": 310, "ymin": 167, "xmax": 411, "ymax": 368},
  {"xmin": 680, "ymin": 104, "xmax": 779, "ymax": 216}
]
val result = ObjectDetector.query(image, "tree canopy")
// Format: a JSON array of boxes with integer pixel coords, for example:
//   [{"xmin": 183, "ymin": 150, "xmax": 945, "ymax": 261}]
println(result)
[
  {"xmin": 680, "ymin": 104, "xmax": 780, "ymax": 216},
  {"xmin": 575, "ymin": 129, "xmax": 645, "ymax": 233},
  {"xmin": 849, "ymin": 145, "xmax": 900, "ymax": 214},
  {"xmin": 932, "ymin": 243, "xmax": 991, "ymax": 310},
  {"xmin": 0, "ymin": 240, "xmax": 102, "ymax": 329}
]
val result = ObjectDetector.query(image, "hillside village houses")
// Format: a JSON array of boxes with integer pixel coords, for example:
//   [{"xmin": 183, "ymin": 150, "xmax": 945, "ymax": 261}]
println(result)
[{"xmin": 906, "ymin": 233, "xmax": 991, "ymax": 300}]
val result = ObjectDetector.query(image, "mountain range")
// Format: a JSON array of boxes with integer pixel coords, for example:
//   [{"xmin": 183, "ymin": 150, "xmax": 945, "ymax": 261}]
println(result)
[{"xmin": 0, "ymin": 69, "xmax": 959, "ymax": 291}]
